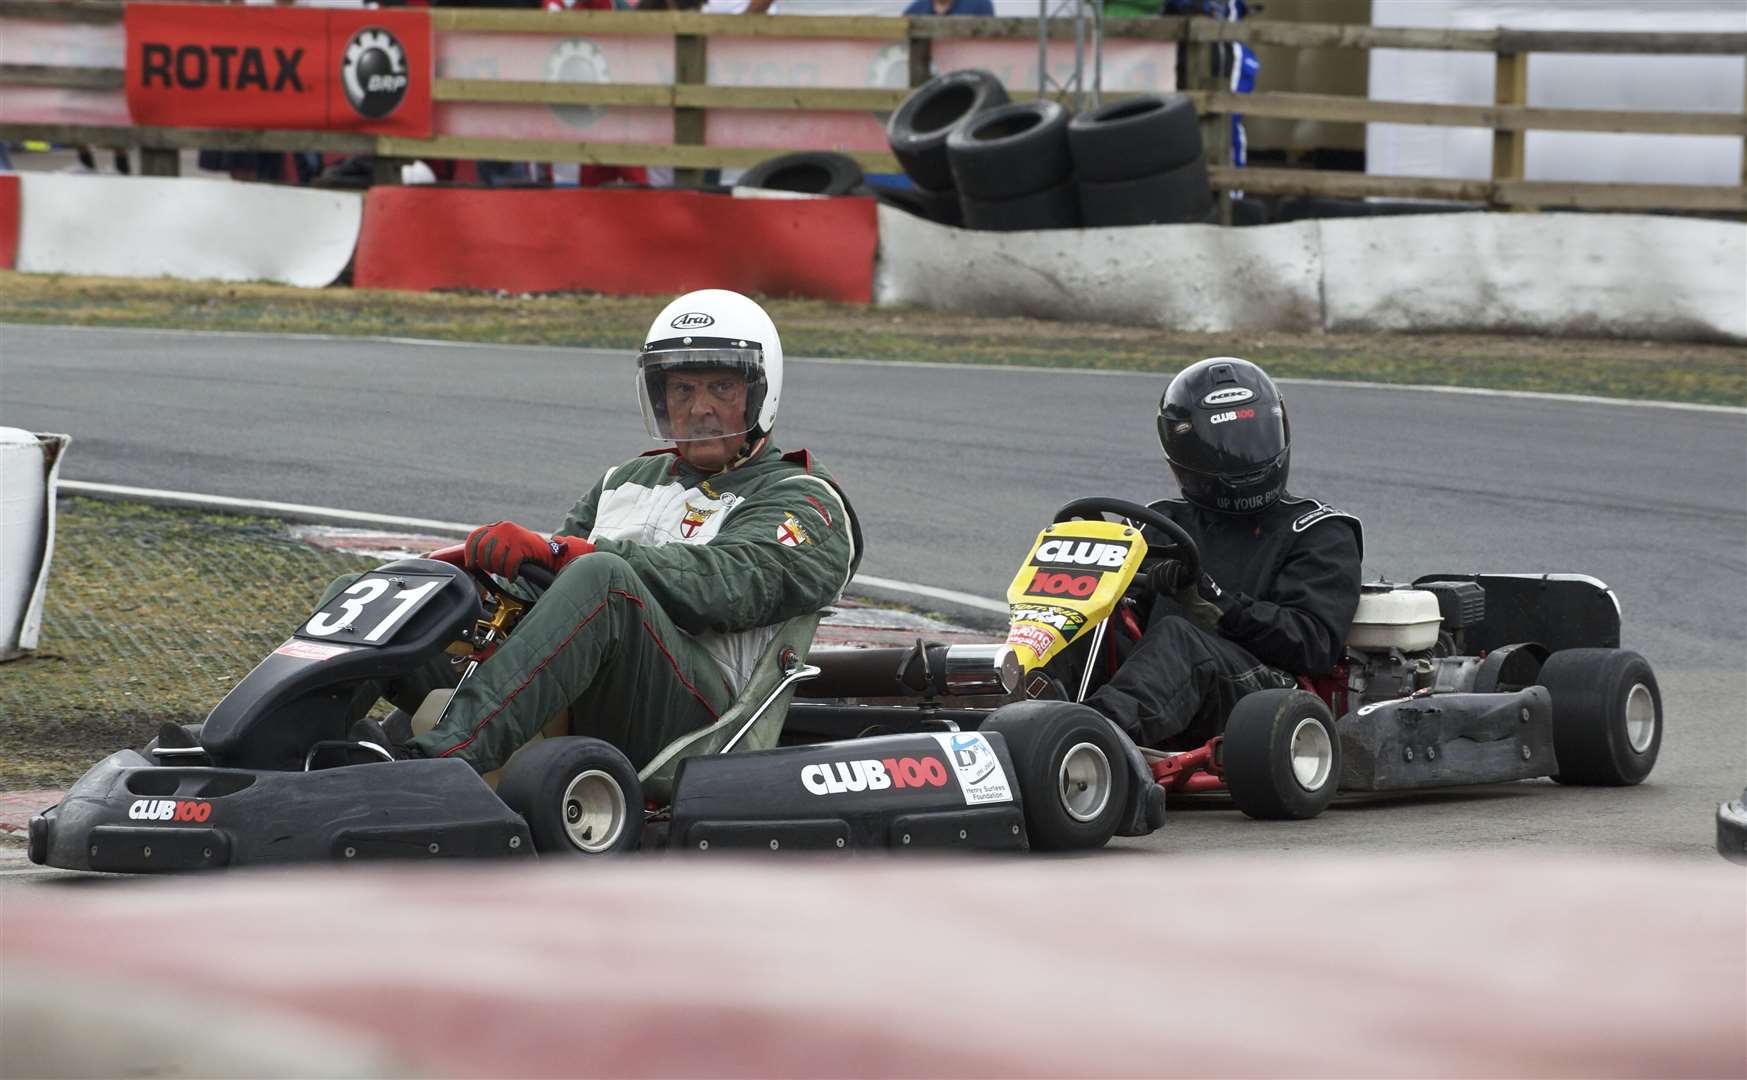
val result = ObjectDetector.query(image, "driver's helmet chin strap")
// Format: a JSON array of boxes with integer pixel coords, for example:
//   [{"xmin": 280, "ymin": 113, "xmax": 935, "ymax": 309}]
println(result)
[
  {"xmin": 674, "ymin": 433, "xmax": 769, "ymax": 475},
  {"xmin": 727, "ymin": 433, "xmax": 769, "ymax": 473}
]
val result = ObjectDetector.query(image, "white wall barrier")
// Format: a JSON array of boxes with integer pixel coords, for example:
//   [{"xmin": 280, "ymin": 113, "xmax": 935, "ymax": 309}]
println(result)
[
  {"xmin": 1319, "ymin": 213, "xmax": 1747, "ymax": 343},
  {"xmin": 875, "ymin": 207, "xmax": 1324, "ymax": 333},
  {"xmin": 16, "ymin": 174, "xmax": 361, "ymax": 288},
  {"xmin": 874, "ymin": 206, "xmax": 1747, "ymax": 345},
  {"xmin": 0, "ymin": 429, "xmax": 70, "ymax": 662}
]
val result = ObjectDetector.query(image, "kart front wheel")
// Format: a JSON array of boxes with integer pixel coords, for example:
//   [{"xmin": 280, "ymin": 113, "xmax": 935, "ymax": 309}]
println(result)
[
  {"xmin": 498, "ymin": 737, "xmax": 643, "ymax": 855},
  {"xmin": 983, "ymin": 701, "xmax": 1130, "ymax": 851},
  {"xmin": 1540, "ymin": 648, "xmax": 1661, "ymax": 786},
  {"xmin": 1222, "ymin": 689, "xmax": 1340, "ymax": 821}
]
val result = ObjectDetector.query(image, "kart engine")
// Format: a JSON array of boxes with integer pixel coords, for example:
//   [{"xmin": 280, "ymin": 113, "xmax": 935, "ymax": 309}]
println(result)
[{"xmin": 1345, "ymin": 581, "xmax": 1488, "ymax": 703}]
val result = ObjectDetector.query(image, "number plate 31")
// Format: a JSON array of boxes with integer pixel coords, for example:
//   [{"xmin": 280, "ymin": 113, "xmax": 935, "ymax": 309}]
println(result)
[{"xmin": 298, "ymin": 572, "xmax": 448, "ymax": 647}]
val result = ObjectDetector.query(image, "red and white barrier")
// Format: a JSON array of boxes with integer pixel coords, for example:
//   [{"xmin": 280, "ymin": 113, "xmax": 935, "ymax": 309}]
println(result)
[
  {"xmin": 354, "ymin": 186, "xmax": 878, "ymax": 303},
  {"xmin": 2, "ymin": 170, "xmax": 1740, "ymax": 342},
  {"xmin": 0, "ymin": 173, "xmax": 17, "ymax": 269},
  {"xmin": 13, "ymin": 174, "xmax": 361, "ymax": 288}
]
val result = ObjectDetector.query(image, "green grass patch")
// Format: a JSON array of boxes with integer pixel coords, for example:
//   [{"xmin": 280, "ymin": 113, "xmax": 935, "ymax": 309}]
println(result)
[
  {"xmin": 0, "ymin": 497, "xmax": 379, "ymax": 791},
  {"xmin": 3, "ymin": 271, "xmax": 1742, "ymax": 405}
]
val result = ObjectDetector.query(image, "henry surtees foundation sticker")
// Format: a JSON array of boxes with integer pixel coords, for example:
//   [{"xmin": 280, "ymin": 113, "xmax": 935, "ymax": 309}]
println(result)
[
  {"xmin": 274, "ymin": 640, "xmax": 355, "ymax": 662},
  {"xmin": 931, "ymin": 732, "xmax": 1014, "ymax": 805}
]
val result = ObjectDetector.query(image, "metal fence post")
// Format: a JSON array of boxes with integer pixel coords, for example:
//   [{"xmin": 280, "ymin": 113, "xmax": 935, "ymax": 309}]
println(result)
[{"xmin": 674, "ymin": 31, "xmax": 708, "ymax": 188}]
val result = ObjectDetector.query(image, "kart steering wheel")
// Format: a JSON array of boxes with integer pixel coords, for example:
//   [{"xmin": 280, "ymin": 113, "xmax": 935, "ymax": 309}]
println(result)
[
  {"xmin": 1051, "ymin": 497, "xmax": 1200, "ymax": 580},
  {"xmin": 426, "ymin": 543, "xmax": 557, "ymax": 598}
]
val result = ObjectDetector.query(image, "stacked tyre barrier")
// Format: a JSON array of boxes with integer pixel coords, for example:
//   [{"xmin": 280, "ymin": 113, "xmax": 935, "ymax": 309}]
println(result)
[
  {"xmin": 884, "ymin": 69, "xmax": 1010, "ymax": 228},
  {"xmin": 881, "ymin": 72, "xmax": 1218, "ymax": 233},
  {"xmin": 736, "ymin": 151, "xmax": 866, "ymax": 197},
  {"xmin": 1069, "ymin": 95, "xmax": 1212, "ymax": 228},
  {"xmin": 948, "ymin": 100, "xmax": 1079, "ymax": 232}
]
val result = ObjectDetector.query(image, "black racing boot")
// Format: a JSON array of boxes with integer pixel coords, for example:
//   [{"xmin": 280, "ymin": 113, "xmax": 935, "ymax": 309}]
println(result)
[{"xmin": 347, "ymin": 718, "xmax": 413, "ymax": 761}]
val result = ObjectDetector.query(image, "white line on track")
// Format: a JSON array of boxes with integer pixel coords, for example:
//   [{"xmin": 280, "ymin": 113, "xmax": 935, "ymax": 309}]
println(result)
[
  {"xmin": 13, "ymin": 322, "xmax": 1741, "ymax": 415},
  {"xmin": 58, "ymin": 481, "xmax": 1011, "ymax": 616}
]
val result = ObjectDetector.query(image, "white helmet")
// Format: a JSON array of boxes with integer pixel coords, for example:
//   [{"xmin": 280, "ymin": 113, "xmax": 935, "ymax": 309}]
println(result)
[{"xmin": 637, "ymin": 289, "xmax": 784, "ymax": 443}]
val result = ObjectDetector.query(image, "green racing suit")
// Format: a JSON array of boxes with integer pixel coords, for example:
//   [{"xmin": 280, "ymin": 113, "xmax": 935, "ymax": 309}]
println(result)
[{"xmin": 347, "ymin": 441, "xmax": 859, "ymax": 772}]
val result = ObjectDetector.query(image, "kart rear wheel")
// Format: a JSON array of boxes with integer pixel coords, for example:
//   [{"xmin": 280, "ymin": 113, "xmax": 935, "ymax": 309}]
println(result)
[
  {"xmin": 982, "ymin": 701, "xmax": 1130, "ymax": 851},
  {"xmin": 1222, "ymin": 690, "xmax": 1340, "ymax": 821},
  {"xmin": 1539, "ymin": 648, "xmax": 1661, "ymax": 786},
  {"xmin": 498, "ymin": 737, "xmax": 642, "ymax": 855}
]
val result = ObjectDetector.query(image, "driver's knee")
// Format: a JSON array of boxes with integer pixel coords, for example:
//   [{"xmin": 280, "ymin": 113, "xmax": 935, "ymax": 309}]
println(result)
[
  {"xmin": 541, "ymin": 551, "xmax": 645, "ymax": 611},
  {"xmin": 1140, "ymin": 613, "xmax": 1213, "ymax": 653}
]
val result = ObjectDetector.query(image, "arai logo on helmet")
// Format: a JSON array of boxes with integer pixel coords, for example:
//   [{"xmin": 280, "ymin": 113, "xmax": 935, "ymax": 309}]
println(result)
[
  {"xmin": 1201, "ymin": 387, "xmax": 1255, "ymax": 408},
  {"xmin": 670, "ymin": 312, "xmax": 715, "ymax": 330}
]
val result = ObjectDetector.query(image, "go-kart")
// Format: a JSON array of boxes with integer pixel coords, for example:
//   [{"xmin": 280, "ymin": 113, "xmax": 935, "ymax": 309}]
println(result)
[
  {"xmin": 28, "ymin": 543, "xmax": 1162, "ymax": 873},
  {"xmin": 787, "ymin": 497, "xmax": 1664, "ymax": 821}
]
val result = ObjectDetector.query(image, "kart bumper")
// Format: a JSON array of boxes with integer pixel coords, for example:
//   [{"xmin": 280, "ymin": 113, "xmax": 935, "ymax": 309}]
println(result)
[
  {"xmin": 1336, "ymin": 687, "xmax": 1556, "ymax": 791},
  {"xmin": 29, "ymin": 749, "xmax": 532, "ymax": 873},
  {"xmin": 1718, "ymin": 790, "xmax": 1747, "ymax": 865}
]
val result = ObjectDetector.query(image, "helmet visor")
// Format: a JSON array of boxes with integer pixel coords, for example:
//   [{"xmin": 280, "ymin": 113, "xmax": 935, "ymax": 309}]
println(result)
[{"xmin": 637, "ymin": 346, "xmax": 766, "ymax": 442}]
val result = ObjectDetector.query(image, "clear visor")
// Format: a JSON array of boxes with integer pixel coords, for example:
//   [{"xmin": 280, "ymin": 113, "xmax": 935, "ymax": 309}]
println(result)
[{"xmin": 636, "ymin": 348, "xmax": 765, "ymax": 442}]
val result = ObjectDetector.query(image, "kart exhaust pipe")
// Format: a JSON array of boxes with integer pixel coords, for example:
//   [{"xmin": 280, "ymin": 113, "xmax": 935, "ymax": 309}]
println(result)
[{"xmin": 805, "ymin": 643, "xmax": 1020, "ymax": 700}]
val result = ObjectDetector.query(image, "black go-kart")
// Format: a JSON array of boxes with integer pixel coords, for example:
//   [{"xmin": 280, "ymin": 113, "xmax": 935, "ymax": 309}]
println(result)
[
  {"xmin": 787, "ymin": 497, "xmax": 1664, "ymax": 822},
  {"xmin": 29, "ymin": 542, "xmax": 1163, "ymax": 873}
]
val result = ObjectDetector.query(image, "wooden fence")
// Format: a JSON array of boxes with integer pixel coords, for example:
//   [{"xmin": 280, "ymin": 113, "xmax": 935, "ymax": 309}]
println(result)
[{"xmin": 1, "ymin": 2, "xmax": 1742, "ymax": 216}]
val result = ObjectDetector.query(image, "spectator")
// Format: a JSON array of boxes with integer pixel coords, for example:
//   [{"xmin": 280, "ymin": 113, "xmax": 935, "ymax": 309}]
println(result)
[{"xmin": 902, "ymin": 0, "xmax": 994, "ymax": 13}]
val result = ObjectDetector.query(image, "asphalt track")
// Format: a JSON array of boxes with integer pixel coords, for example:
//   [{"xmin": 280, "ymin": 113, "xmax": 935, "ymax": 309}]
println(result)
[{"xmin": 2, "ymin": 324, "xmax": 1744, "ymax": 862}]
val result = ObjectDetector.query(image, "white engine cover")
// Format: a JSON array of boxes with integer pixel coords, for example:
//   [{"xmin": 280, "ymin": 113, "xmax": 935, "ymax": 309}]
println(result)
[{"xmin": 1348, "ymin": 589, "xmax": 1443, "ymax": 652}]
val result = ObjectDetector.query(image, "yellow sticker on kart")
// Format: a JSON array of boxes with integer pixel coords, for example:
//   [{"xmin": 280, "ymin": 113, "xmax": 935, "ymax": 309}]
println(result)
[{"xmin": 1004, "ymin": 520, "xmax": 1147, "ymax": 670}]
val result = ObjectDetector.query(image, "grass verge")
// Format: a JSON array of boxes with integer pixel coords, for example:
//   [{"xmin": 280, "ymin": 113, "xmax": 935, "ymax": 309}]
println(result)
[
  {"xmin": 2, "ymin": 271, "xmax": 1742, "ymax": 405},
  {"xmin": 0, "ymin": 497, "xmax": 379, "ymax": 792}
]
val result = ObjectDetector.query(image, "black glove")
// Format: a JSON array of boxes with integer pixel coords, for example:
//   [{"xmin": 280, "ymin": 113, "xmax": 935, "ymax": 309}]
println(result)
[
  {"xmin": 1147, "ymin": 558, "xmax": 1211, "ymax": 598},
  {"xmin": 1147, "ymin": 560, "xmax": 1228, "ymax": 631}
]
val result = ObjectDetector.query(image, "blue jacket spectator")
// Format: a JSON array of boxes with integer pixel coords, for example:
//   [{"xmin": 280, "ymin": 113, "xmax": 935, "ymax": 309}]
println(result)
[{"xmin": 903, "ymin": 0, "xmax": 995, "ymax": 14}]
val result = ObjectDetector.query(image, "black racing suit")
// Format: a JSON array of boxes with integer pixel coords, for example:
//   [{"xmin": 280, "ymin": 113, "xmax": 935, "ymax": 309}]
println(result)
[{"xmin": 1086, "ymin": 494, "xmax": 1363, "ymax": 749}]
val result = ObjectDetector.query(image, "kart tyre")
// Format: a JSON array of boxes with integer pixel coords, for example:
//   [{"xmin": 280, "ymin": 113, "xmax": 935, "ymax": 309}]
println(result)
[
  {"xmin": 887, "ymin": 69, "xmax": 1009, "ymax": 192},
  {"xmin": 1222, "ymin": 689, "xmax": 1340, "ymax": 821},
  {"xmin": 946, "ymin": 99, "xmax": 1073, "ymax": 201},
  {"xmin": 1076, "ymin": 154, "xmax": 1213, "ymax": 228},
  {"xmin": 960, "ymin": 177, "xmax": 1080, "ymax": 232},
  {"xmin": 498, "ymin": 736, "xmax": 642, "ymax": 855},
  {"xmin": 1539, "ymin": 648, "xmax": 1661, "ymax": 786},
  {"xmin": 738, "ymin": 151, "xmax": 864, "ymax": 196},
  {"xmin": 1067, "ymin": 93, "xmax": 1201, "ymax": 181},
  {"xmin": 1718, "ymin": 788, "xmax": 1747, "ymax": 865},
  {"xmin": 982, "ymin": 700, "xmax": 1130, "ymax": 851}
]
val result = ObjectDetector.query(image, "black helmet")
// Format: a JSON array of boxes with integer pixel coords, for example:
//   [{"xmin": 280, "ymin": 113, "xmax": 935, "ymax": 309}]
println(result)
[{"xmin": 1157, "ymin": 357, "xmax": 1290, "ymax": 514}]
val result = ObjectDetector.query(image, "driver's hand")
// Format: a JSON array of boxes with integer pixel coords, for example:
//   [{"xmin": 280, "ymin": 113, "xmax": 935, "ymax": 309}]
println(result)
[
  {"xmin": 1149, "ymin": 560, "xmax": 1229, "ymax": 631},
  {"xmin": 465, "ymin": 521, "xmax": 594, "ymax": 581},
  {"xmin": 1146, "ymin": 558, "xmax": 1196, "ymax": 596}
]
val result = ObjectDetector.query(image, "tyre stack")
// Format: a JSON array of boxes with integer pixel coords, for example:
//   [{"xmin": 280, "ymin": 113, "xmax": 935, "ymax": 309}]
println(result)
[
  {"xmin": 946, "ymin": 100, "xmax": 1079, "ymax": 232},
  {"xmin": 885, "ymin": 69, "xmax": 1009, "ymax": 227},
  {"xmin": 1068, "ymin": 94, "xmax": 1213, "ymax": 228},
  {"xmin": 737, "ymin": 151, "xmax": 865, "ymax": 196}
]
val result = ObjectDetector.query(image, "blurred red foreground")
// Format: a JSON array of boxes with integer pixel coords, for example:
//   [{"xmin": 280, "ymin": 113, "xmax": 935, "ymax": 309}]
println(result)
[{"xmin": 3, "ymin": 854, "xmax": 1743, "ymax": 1078}]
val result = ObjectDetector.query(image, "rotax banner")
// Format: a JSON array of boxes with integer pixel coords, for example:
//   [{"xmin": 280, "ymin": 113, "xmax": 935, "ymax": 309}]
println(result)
[{"xmin": 123, "ymin": 4, "xmax": 432, "ymax": 137}]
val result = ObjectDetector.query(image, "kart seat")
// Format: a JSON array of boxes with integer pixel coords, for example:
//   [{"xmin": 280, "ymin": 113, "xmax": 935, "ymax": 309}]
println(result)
[{"xmin": 638, "ymin": 610, "xmax": 824, "ymax": 805}]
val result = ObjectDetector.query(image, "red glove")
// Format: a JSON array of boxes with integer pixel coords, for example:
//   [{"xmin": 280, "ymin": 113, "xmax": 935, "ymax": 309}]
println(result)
[{"xmin": 464, "ymin": 521, "xmax": 594, "ymax": 581}]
